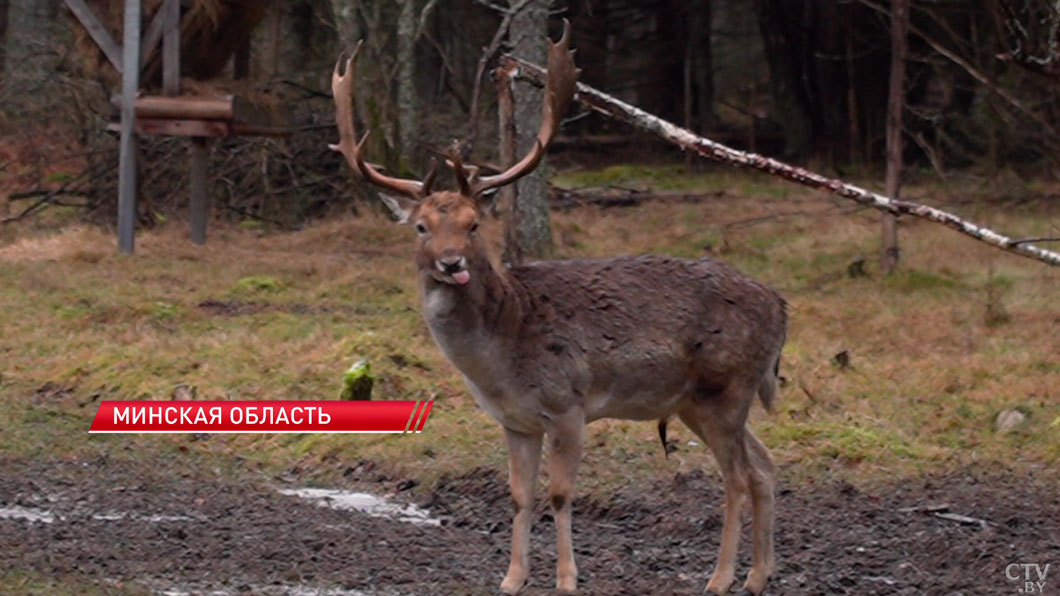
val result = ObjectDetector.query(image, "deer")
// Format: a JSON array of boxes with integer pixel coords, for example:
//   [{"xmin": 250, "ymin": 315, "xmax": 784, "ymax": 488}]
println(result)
[{"xmin": 329, "ymin": 22, "xmax": 787, "ymax": 596}]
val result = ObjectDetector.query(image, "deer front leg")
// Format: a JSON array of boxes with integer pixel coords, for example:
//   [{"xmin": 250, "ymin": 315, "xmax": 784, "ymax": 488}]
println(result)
[
  {"xmin": 500, "ymin": 427, "xmax": 543, "ymax": 595},
  {"xmin": 547, "ymin": 410, "xmax": 585, "ymax": 594}
]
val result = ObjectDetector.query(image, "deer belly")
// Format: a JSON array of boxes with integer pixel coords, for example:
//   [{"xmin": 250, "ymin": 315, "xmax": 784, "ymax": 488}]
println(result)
[
  {"xmin": 463, "ymin": 377, "xmax": 544, "ymax": 433},
  {"xmin": 586, "ymin": 387, "xmax": 690, "ymax": 422},
  {"xmin": 585, "ymin": 366, "xmax": 694, "ymax": 421}
]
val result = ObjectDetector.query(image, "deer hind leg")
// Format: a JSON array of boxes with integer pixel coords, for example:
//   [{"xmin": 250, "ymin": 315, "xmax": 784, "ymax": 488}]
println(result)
[
  {"xmin": 547, "ymin": 410, "xmax": 585, "ymax": 594},
  {"xmin": 678, "ymin": 392, "xmax": 753, "ymax": 596},
  {"xmin": 500, "ymin": 427, "xmax": 543, "ymax": 595},
  {"xmin": 741, "ymin": 429, "xmax": 776, "ymax": 595}
]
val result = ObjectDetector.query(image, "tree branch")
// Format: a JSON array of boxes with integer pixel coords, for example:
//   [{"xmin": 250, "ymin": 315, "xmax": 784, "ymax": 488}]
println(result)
[
  {"xmin": 503, "ymin": 54, "xmax": 1060, "ymax": 267},
  {"xmin": 462, "ymin": 0, "xmax": 535, "ymax": 156},
  {"xmin": 858, "ymin": 0, "xmax": 1060, "ymax": 140}
]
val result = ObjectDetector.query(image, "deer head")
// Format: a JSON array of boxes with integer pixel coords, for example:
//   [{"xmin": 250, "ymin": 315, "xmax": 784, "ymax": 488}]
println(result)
[{"xmin": 329, "ymin": 21, "xmax": 580, "ymax": 286}]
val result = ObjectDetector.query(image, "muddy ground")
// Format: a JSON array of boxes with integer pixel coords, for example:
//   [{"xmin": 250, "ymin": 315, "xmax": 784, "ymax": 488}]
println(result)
[{"xmin": 1, "ymin": 454, "xmax": 1058, "ymax": 596}]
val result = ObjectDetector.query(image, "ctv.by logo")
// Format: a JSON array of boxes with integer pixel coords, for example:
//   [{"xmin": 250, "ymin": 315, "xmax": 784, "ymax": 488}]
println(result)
[{"xmin": 1007, "ymin": 563, "xmax": 1050, "ymax": 594}]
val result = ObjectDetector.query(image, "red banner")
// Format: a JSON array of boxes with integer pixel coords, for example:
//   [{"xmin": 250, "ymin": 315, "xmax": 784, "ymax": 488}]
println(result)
[{"xmin": 88, "ymin": 400, "xmax": 434, "ymax": 433}]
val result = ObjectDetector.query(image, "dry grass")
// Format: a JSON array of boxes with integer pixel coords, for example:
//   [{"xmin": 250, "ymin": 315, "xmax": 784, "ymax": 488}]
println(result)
[
  {"xmin": 1, "ymin": 167, "xmax": 1058, "ymax": 493},
  {"xmin": 0, "ymin": 569, "xmax": 150, "ymax": 596}
]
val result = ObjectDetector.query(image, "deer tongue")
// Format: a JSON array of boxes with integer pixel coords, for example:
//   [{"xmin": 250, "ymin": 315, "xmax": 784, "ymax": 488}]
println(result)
[{"xmin": 452, "ymin": 270, "xmax": 471, "ymax": 285}]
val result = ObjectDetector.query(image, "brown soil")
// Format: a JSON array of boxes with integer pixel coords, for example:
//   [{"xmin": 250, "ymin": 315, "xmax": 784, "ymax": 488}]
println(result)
[{"xmin": 1, "ymin": 456, "xmax": 1057, "ymax": 595}]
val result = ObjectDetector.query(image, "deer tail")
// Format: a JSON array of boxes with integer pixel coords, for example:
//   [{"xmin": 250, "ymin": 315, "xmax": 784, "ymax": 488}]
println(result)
[
  {"xmin": 758, "ymin": 354, "xmax": 781, "ymax": 411},
  {"xmin": 657, "ymin": 417, "xmax": 670, "ymax": 458}
]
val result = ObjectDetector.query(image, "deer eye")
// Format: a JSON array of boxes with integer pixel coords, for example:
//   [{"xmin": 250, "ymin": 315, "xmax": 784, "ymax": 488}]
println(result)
[
  {"xmin": 415, "ymin": 222, "xmax": 428, "ymax": 235},
  {"xmin": 469, "ymin": 221, "xmax": 480, "ymax": 234}
]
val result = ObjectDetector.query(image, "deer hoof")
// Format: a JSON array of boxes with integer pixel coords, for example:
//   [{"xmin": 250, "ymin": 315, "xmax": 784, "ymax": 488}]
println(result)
[
  {"xmin": 706, "ymin": 571, "xmax": 735, "ymax": 594},
  {"xmin": 740, "ymin": 567, "xmax": 770, "ymax": 594},
  {"xmin": 499, "ymin": 574, "xmax": 526, "ymax": 595},
  {"xmin": 556, "ymin": 574, "xmax": 578, "ymax": 594}
]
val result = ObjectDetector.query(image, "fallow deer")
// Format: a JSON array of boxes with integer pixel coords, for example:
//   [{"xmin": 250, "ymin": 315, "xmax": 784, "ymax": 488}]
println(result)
[{"xmin": 329, "ymin": 22, "xmax": 787, "ymax": 595}]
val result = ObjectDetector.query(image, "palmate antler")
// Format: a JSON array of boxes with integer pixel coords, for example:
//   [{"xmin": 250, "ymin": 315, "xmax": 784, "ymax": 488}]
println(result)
[
  {"xmin": 453, "ymin": 19, "xmax": 581, "ymax": 197},
  {"xmin": 330, "ymin": 21, "xmax": 579, "ymax": 200},
  {"xmin": 330, "ymin": 41, "xmax": 438, "ymax": 200}
]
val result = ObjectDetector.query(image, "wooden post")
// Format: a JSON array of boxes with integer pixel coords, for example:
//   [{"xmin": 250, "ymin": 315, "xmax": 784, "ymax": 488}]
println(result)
[
  {"xmin": 159, "ymin": 0, "xmax": 207, "ymax": 245},
  {"xmin": 162, "ymin": 0, "xmax": 179, "ymax": 94},
  {"xmin": 117, "ymin": 0, "xmax": 141, "ymax": 254},
  {"xmin": 189, "ymin": 137, "xmax": 208, "ymax": 244}
]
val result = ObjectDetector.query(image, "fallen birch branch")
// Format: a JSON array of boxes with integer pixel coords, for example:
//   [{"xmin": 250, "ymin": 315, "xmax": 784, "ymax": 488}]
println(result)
[
  {"xmin": 897, "ymin": 503, "xmax": 951, "ymax": 514},
  {"xmin": 933, "ymin": 511, "xmax": 993, "ymax": 529},
  {"xmin": 501, "ymin": 55, "xmax": 1060, "ymax": 267}
]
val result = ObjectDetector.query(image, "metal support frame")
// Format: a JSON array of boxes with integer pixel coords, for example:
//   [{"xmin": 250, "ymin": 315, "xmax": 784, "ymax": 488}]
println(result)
[
  {"xmin": 69, "ymin": 0, "xmax": 257, "ymax": 251},
  {"xmin": 117, "ymin": 0, "xmax": 141, "ymax": 254}
]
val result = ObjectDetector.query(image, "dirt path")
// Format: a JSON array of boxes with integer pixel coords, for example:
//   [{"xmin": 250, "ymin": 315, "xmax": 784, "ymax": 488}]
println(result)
[{"xmin": 1, "ymin": 455, "xmax": 1058, "ymax": 595}]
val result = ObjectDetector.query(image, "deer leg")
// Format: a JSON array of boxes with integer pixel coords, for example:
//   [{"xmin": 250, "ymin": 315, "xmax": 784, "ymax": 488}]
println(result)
[
  {"xmin": 741, "ymin": 429, "xmax": 776, "ymax": 595},
  {"xmin": 500, "ymin": 427, "xmax": 543, "ymax": 595},
  {"xmin": 547, "ymin": 410, "xmax": 585, "ymax": 594},
  {"xmin": 678, "ymin": 403, "xmax": 751, "ymax": 596}
]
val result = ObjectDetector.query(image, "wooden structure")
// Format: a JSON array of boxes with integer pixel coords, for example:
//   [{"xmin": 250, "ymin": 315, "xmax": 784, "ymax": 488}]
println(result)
[{"xmin": 65, "ymin": 0, "xmax": 287, "ymax": 253}]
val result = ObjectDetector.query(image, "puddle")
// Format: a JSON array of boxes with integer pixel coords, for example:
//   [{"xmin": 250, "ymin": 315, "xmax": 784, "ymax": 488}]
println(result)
[
  {"xmin": 92, "ymin": 511, "xmax": 198, "ymax": 523},
  {"xmin": 278, "ymin": 488, "xmax": 441, "ymax": 527},
  {"xmin": 0, "ymin": 504, "xmax": 55, "ymax": 523},
  {"xmin": 1, "ymin": 501, "xmax": 197, "ymax": 525}
]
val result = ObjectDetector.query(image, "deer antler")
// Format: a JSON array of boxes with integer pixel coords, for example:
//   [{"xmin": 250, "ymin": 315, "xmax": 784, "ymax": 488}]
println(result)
[
  {"xmin": 330, "ymin": 41, "xmax": 427, "ymax": 200},
  {"xmin": 458, "ymin": 19, "xmax": 581, "ymax": 197}
]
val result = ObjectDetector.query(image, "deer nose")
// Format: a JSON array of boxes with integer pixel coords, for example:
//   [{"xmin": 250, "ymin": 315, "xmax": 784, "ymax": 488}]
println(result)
[{"xmin": 437, "ymin": 255, "xmax": 466, "ymax": 274}]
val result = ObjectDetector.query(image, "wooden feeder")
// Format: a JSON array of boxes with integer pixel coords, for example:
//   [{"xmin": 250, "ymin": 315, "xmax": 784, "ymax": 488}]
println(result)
[
  {"xmin": 66, "ymin": 0, "xmax": 287, "ymax": 253},
  {"xmin": 107, "ymin": 95, "xmax": 289, "ymax": 138}
]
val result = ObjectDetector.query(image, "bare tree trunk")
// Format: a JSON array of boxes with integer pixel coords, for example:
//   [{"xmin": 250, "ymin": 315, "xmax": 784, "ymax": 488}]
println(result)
[
  {"xmin": 881, "ymin": 0, "xmax": 908, "ymax": 275},
  {"xmin": 497, "ymin": 64, "xmax": 520, "ymax": 265},
  {"xmin": 0, "ymin": 0, "xmax": 9, "ymax": 77},
  {"xmin": 508, "ymin": 0, "xmax": 552, "ymax": 259},
  {"xmin": 396, "ymin": 0, "xmax": 418, "ymax": 169},
  {"xmin": 233, "ymin": 35, "xmax": 250, "ymax": 80},
  {"xmin": 3, "ymin": 0, "xmax": 55, "ymax": 97},
  {"xmin": 328, "ymin": 0, "xmax": 361, "ymax": 53},
  {"xmin": 692, "ymin": 0, "xmax": 715, "ymax": 131},
  {"xmin": 683, "ymin": 30, "xmax": 693, "ymax": 168},
  {"xmin": 845, "ymin": 19, "xmax": 861, "ymax": 166},
  {"xmin": 754, "ymin": 0, "xmax": 814, "ymax": 157},
  {"xmin": 271, "ymin": 1, "xmax": 314, "ymax": 81}
]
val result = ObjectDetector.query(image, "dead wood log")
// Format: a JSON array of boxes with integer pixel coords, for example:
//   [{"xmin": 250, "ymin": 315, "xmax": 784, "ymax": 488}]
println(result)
[{"xmin": 501, "ymin": 56, "xmax": 1060, "ymax": 267}]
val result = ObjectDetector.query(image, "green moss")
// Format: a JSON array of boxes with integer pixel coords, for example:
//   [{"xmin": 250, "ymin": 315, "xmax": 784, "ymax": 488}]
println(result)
[
  {"xmin": 232, "ymin": 275, "xmax": 284, "ymax": 293},
  {"xmin": 339, "ymin": 359, "xmax": 374, "ymax": 401},
  {"xmin": 149, "ymin": 301, "xmax": 179, "ymax": 320}
]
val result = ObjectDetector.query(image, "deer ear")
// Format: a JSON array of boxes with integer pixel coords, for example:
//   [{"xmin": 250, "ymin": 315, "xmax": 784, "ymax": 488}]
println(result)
[
  {"xmin": 379, "ymin": 193, "xmax": 419, "ymax": 224},
  {"xmin": 475, "ymin": 188, "xmax": 500, "ymax": 217}
]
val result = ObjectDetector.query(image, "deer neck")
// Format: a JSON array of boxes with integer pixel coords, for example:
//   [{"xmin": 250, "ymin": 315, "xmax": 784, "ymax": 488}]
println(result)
[{"xmin": 418, "ymin": 257, "xmax": 524, "ymax": 375}]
